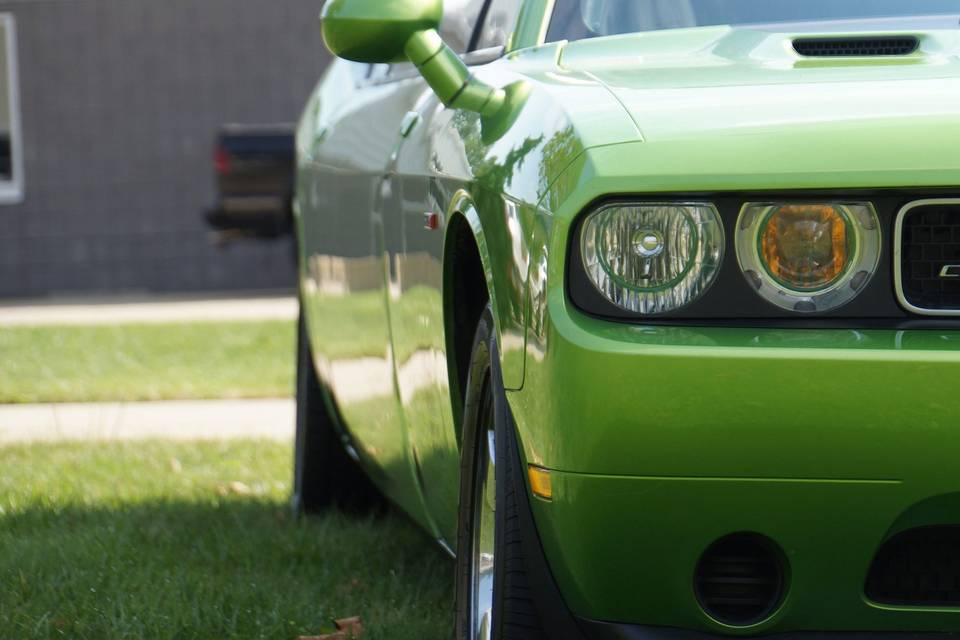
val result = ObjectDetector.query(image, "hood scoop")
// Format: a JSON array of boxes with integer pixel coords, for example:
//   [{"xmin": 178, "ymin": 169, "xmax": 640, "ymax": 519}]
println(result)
[{"xmin": 792, "ymin": 36, "xmax": 920, "ymax": 57}]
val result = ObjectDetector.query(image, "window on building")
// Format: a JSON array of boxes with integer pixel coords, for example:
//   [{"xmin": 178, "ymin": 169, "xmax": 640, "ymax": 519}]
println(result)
[
  {"xmin": 474, "ymin": 0, "xmax": 523, "ymax": 51},
  {"xmin": 0, "ymin": 14, "xmax": 22, "ymax": 204}
]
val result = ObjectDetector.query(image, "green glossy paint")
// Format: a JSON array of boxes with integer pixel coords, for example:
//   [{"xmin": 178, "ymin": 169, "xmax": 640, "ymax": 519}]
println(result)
[
  {"xmin": 322, "ymin": 0, "xmax": 508, "ymax": 117},
  {"xmin": 320, "ymin": 0, "xmax": 442, "ymax": 63},
  {"xmin": 300, "ymin": 0, "xmax": 960, "ymax": 635}
]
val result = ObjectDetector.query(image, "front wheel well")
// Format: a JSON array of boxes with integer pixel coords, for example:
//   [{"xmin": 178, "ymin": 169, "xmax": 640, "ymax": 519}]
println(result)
[{"xmin": 444, "ymin": 215, "xmax": 490, "ymax": 439}]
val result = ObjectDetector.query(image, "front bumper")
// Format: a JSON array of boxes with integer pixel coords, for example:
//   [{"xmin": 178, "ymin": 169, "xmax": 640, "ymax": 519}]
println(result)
[{"xmin": 507, "ymin": 302, "xmax": 960, "ymax": 635}]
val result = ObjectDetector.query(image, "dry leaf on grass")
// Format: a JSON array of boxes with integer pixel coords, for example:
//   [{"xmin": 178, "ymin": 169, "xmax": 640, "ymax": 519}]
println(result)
[
  {"xmin": 297, "ymin": 615, "xmax": 364, "ymax": 640},
  {"xmin": 335, "ymin": 617, "xmax": 363, "ymax": 637},
  {"xmin": 216, "ymin": 481, "xmax": 252, "ymax": 497}
]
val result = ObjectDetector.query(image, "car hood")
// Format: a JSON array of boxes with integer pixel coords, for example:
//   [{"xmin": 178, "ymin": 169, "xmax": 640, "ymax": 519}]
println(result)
[{"xmin": 555, "ymin": 26, "xmax": 960, "ymax": 187}]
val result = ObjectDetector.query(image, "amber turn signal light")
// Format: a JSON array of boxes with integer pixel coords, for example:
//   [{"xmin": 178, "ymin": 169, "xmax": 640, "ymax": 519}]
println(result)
[
  {"xmin": 736, "ymin": 202, "xmax": 881, "ymax": 313},
  {"xmin": 528, "ymin": 466, "xmax": 553, "ymax": 501},
  {"xmin": 759, "ymin": 204, "xmax": 851, "ymax": 291}
]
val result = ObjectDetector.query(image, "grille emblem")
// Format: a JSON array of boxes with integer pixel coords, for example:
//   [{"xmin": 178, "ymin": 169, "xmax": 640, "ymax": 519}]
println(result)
[{"xmin": 939, "ymin": 265, "xmax": 960, "ymax": 278}]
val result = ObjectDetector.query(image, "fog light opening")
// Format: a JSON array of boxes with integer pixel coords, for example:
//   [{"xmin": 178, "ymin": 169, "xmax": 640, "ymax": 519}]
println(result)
[{"xmin": 694, "ymin": 532, "xmax": 788, "ymax": 628}]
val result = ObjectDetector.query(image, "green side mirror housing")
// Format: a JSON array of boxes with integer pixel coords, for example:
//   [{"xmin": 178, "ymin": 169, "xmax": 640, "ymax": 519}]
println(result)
[
  {"xmin": 320, "ymin": 0, "xmax": 442, "ymax": 63},
  {"xmin": 320, "ymin": 0, "xmax": 529, "ymax": 142}
]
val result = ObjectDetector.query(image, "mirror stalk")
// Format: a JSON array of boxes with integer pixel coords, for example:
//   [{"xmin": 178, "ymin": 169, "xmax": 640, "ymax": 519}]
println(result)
[
  {"xmin": 319, "ymin": 0, "xmax": 527, "ymax": 140},
  {"xmin": 405, "ymin": 30, "xmax": 505, "ymax": 117}
]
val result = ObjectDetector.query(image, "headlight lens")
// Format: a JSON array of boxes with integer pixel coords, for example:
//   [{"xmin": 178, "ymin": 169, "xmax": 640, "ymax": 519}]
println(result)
[
  {"xmin": 736, "ymin": 202, "xmax": 881, "ymax": 312},
  {"xmin": 581, "ymin": 203, "xmax": 724, "ymax": 314}
]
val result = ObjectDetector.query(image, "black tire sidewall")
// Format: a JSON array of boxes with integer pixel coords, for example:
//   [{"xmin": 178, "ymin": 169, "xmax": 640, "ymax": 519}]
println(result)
[
  {"xmin": 455, "ymin": 306, "xmax": 522, "ymax": 640},
  {"xmin": 293, "ymin": 304, "xmax": 383, "ymax": 514},
  {"xmin": 293, "ymin": 305, "xmax": 324, "ymax": 512}
]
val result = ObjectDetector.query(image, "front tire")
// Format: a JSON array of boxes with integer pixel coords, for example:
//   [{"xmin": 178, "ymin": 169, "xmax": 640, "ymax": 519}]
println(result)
[
  {"xmin": 292, "ymin": 306, "xmax": 382, "ymax": 514},
  {"xmin": 455, "ymin": 307, "xmax": 547, "ymax": 640}
]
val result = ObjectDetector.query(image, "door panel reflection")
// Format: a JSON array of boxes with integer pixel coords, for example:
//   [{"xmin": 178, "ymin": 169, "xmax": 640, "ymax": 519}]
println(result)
[
  {"xmin": 299, "ymin": 74, "xmax": 421, "ymax": 517},
  {"xmin": 390, "ymin": 91, "xmax": 462, "ymax": 546}
]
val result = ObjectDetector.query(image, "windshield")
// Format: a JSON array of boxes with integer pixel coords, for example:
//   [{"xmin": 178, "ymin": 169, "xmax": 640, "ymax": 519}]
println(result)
[{"xmin": 548, "ymin": 1, "xmax": 960, "ymax": 42}]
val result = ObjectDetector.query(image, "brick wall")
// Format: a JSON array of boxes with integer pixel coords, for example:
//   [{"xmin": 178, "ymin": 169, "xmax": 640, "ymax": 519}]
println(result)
[{"xmin": 0, "ymin": 0, "xmax": 331, "ymax": 298}]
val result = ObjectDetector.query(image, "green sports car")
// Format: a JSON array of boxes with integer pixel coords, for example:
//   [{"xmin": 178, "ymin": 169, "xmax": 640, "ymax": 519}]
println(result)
[{"xmin": 292, "ymin": 0, "xmax": 960, "ymax": 637}]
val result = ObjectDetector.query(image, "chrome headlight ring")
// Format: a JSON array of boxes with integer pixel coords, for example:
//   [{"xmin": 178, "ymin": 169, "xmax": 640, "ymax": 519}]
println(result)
[{"xmin": 580, "ymin": 202, "xmax": 725, "ymax": 315}]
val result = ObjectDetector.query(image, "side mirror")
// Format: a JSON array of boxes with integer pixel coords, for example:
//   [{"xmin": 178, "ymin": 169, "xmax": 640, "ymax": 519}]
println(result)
[
  {"xmin": 321, "ymin": 0, "xmax": 513, "ymax": 120},
  {"xmin": 320, "ymin": 0, "xmax": 443, "ymax": 63}
]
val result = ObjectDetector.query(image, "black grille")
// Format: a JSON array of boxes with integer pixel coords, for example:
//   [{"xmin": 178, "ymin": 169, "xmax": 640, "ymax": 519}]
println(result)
[
  {"xmin": 866, "ymin": 527, "xmax": 960, "ymax": 606},
  {"xmin": 899, "ymin": 202, "xmax": 960, "ymax": 312},
  {"xmin": 694, "ymin": 533, "xmax": 787, "ymax": 626},
  {"xmin": 793, "ymin": 37, "xmax": 920, "ymax": 57}
]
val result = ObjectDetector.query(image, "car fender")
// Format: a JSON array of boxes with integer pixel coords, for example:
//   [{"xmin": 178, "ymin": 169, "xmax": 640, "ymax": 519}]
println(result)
[{"xmin": 443, "ymin": 189, "xmax": 528, "ymax": 391}]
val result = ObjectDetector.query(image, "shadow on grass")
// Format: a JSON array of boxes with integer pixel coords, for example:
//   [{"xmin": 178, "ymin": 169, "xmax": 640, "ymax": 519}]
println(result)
[{"xmin": 0, "ymin": 498, "xmax": 452, "ymax": 640}]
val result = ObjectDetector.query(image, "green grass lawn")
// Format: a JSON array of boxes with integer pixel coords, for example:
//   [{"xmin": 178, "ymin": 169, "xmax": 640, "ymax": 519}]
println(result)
[
  {"xmin": 0, "ymin": 440, "xmax": 451, "ymax": 639},
  {"xmin": 0, "ymin": 321, "xmax": 295, "ymax": 404}
]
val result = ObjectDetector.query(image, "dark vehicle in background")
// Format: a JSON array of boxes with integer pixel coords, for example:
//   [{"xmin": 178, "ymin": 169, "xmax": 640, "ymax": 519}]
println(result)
[
  {"xmin": 0, "ymin": 133, "xmax": 11, "ymax": 178},
  {"xmin": 205, "ymin": 123, "xmax": 295, "ymax": 239}
]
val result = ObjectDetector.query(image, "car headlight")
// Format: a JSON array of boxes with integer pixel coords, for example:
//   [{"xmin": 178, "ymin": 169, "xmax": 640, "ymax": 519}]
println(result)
[
  {"xmin": 736, "ymin": 202, "xmax": 881, "ymax": 312},
  {"xmin": 580, "ymin": 203, "xmax": 725, "ymax": 315}
]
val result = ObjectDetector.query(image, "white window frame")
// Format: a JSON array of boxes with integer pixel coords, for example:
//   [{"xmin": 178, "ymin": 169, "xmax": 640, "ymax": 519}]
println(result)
[{"xmin": 0, "ymin": 14, "xmax": 23, "ymax": 205}]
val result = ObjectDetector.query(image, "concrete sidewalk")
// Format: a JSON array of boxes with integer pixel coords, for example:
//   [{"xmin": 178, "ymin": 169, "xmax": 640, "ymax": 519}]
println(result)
[
  {"xmin": 0, "ymin": 292, "xmax": 298, "ymax": 326},
  {"xmin": 0, "ymin": 399, "xmax": 295, "ymax": 445}
]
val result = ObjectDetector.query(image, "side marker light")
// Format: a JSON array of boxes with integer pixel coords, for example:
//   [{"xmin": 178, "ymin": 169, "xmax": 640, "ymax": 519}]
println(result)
[{"xmin": 528, "ymin": 466, "xmax": 553, "ymax": 501}]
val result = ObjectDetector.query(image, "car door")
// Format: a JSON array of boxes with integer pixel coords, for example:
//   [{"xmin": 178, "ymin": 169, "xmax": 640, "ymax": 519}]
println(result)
[
  {"xmin": 298, "ymin": 60, "xmax": 431, "ymax": 521},
  {"xmin": 385, "ymin": 0, "xmax": 524, "ymax": 547}
]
